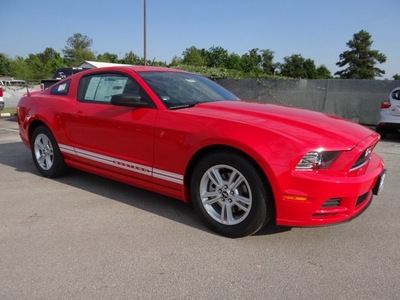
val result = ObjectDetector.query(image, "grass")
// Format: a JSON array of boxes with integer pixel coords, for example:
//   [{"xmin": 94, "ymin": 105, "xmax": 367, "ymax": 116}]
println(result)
[{"xmin": 1, "ymin": 107, "xmax": 17, "ymax": 115}]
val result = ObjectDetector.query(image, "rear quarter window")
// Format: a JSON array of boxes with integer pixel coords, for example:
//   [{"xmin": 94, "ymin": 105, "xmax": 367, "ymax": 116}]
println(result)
[{"xmin": 50, "ymin": 80, "xmax": 71, "ymax": 95}]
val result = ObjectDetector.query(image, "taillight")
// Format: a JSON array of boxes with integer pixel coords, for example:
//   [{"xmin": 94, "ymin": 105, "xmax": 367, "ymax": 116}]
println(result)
[
  {"xmin": 0, "ymin": 87, "xmax": 3, "ymax": 97},
  {"xmin": 381, "ymin": 99, "xmax": 391, "ymax": 109}
]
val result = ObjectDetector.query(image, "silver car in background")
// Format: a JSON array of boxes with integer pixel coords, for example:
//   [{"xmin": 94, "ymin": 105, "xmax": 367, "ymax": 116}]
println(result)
[{"xmin": 376, "ymin": 87, "xmax": 400, "ymax": 138}]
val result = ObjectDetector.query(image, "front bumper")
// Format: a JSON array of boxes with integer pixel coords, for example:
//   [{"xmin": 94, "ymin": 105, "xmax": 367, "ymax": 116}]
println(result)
[{"xmin": 275, "ymin": 153, "xmax": 385, "ymax": 227}]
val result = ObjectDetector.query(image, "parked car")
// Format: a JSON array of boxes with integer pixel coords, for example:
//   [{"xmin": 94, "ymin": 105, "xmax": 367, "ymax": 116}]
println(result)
[
  {"xmin": 40, "ymin": 67, "xmax": 90, "ymax": 90},
  {"xmin": 376, "ymin": 87, "xmax": 400, "ymax": 138},
  {"xmin": 16, "ymin": 66, "xmax": 386, "ymax": 238},
  {"xmin": 0, "ymin": 87, "xmax": 4, "ymax": 110}
]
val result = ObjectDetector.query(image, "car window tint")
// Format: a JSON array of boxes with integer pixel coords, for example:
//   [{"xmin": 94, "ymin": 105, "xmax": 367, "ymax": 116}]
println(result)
[
  {"xmin": 50, "ymin": 80, "xmax": 71, "ymax": 95},
  {"xmin": 78, "ymin": 73, "xmax": 145, "ymax": 104}
]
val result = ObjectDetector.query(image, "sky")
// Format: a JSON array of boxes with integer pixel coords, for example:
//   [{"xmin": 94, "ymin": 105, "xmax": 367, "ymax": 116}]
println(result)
[{"xmin": 1, "ymin": 0, "xmax": 399, "ymax": 79}]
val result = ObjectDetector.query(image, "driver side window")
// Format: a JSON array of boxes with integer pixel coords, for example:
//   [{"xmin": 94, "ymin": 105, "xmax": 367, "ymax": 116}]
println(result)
[{"xmin": 78, "ymin": 73, "xmax": 148, "ymax": 104}]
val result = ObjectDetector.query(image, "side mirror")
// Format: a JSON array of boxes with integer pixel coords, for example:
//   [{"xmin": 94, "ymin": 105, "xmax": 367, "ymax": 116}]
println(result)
[{"xmin": 111, "ymin": 94, "xmax": 151, "ymax": 108}]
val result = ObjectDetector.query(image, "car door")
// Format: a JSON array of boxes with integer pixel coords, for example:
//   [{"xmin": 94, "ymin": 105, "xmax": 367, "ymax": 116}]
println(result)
[{"xmin": 63, "ymin": 72, "xmax": 157, "ymax": 183}]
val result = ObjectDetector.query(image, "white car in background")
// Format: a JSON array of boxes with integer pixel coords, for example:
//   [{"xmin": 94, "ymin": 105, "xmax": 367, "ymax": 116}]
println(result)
[
  {"xmin": 0, "ymin": 86, "xmax": 4, "ymax": 111},
  {"xmin": 376, "ymin": 87, "xmax": 400, "ymax": 138}
]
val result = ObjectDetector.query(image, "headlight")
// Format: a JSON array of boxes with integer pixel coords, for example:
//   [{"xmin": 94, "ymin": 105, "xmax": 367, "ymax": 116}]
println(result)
[{"xmin": 296, "ymin": 151, "xmax": 341, "ymax": 170}]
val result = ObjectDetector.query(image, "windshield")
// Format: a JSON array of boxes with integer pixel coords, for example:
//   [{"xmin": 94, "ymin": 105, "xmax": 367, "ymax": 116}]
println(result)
[{"xmin": 138, "ymin": 71, "xmax": 239, "ymax": 109}]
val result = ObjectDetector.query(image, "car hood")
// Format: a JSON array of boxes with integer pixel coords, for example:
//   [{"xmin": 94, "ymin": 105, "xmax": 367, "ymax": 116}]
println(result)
[{"xmin": 186, "ymin": 100, "xmax": 376, "ymax": 150}]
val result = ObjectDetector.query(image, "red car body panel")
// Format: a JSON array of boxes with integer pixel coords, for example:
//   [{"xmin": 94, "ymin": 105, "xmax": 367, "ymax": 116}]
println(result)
[{"xmin": 17, "ymin": 66, "xmax": 385, "ymax": 228}]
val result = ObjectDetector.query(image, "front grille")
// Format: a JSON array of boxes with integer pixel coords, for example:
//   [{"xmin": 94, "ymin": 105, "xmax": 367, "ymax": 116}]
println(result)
[
  {"xmin": 351, "ymin": 147, "xmax": 372, "ymax": 171},
  {"xmin": 356, "ymin": 192, "xmax": 369, "ymax": 206}
]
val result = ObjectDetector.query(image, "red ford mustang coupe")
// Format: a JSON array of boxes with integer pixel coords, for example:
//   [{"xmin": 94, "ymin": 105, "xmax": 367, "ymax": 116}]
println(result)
[{"xmin": 17, "ymin": 66, "xmax": 385, "ymax": 238}]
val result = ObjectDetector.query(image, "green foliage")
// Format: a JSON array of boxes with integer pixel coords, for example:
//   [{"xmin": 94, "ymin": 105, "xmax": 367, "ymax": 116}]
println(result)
[
  {"xmin": 10, "ymin": 56, "xmax": 32, "ymax": 80},
  {"xmin": 97, "ymin": 52, "xmax": 119, "ymax": 63},
  {"xmin": 225, "ymin": 53, "xmax": 241, "ymax": 70},
  {"xmin": 279, "ymin": 54, "xmax": 321, "ymax": 79},
  {"xmin": 240, "ymin": 48, "xmax": 262, "ymax": 74},
  {"xmin": 316, "ymin": 65, "xmax": 332, "ymax": 79},
  {"xmin": 172, "ymin": 65, "xmax": 281, "ymax": 79},
  {"xmin": 62, "ymin": 33, "xmax": 96, "ymax": 66},
  {"xmin": 7, "ymin": 31, "xmax": 395, "ymax": 82},
  {"xmin": 119, "ymin": 51, "xmax": 143, "ymax": 65},
  {"xmin": 335, "ymin": 30, "xmax": 386, "ymax": 79},
  {"xmin": 180, "ymin": 47, "xmax": 279, "ymax": 77},
  {"xmin": 170, "ymin": 56, "xmax": 183, "ymax": 66},
  {"xmin": 260, "ymin": 49, "xmax": 275, "ymax": 75},
  {"xmin": 182, "ymin": 46, "xmax": 207, "ymax": 66},
  {"xmin": 206, "ymin": 46, "xmax": 229, "ymax": 68},
  {"xmin": 0, "ymin": 53, "xmax": 12, "ymax": 76}
]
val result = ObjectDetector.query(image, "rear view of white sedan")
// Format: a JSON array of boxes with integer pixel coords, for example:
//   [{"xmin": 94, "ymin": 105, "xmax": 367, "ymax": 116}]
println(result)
[{"xmin": 376, "ymin": 87, "xmax": 400, "ymax": 138}]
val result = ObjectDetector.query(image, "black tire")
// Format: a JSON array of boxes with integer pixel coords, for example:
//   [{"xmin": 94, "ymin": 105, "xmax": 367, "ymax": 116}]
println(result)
[
  {"xmin": 31, "ymin": 126, "xmax": 68, "ymax": 178},
  {"xmin": 190, "ymin": 151, "xmax": 273, "ymax": 238}
]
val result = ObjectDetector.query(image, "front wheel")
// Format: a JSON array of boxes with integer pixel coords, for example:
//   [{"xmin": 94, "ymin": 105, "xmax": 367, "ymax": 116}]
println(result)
[
  {"xmin": 191, "ymin": 151, "xmax": 273, "ymax": 238},
  {"xmin": 31, "ymin": 126, "xmax": 68, "ymax": 178}
]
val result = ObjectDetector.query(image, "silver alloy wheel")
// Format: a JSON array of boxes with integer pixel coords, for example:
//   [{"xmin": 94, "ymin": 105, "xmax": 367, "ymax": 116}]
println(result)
[
  {"xmin": 33, "ymin": 133, "xmax": 54, "ymax": 171},
  {"xmin": 199, "ymin": 164, "xmax": 252, "ymax": 225}
]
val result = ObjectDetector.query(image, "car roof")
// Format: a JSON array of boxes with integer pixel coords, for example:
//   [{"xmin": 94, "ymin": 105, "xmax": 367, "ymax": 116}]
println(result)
[{"xmin": 82, "ymin": 66, "xmax": 188, "ymax": 74}]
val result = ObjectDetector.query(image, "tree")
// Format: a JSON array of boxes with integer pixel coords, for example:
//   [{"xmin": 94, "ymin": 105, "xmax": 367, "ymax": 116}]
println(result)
[
  {"xmin": 393, "ymin": 74, "xmax": 400, "ymax": 80},
  {"xmin": 62, "ymin": 33, "xmax": 96, "ymax": 65},
  {"xmin": 225, "ymin": 53, "xmax": 241, "ymax": 70},
  {"xmin": 315, "ymin": 65, "xmax": 332, "ymax": 79},
  {"xmin": 0, "ymin": 53, "xmax": 12, "ymax": 76},
  {"xmin": 25, "ymin": 54, "xmax": 48, "ymax": 80},
  {"xmin": 39, "ymin": 48, "xmax": 64, "ymax": 75},
  {"xmin": 182, "ymin": 46, "xmax": 207, "ymax": 66},
  {"xmin": 260, "ymin": 49, "xmax": 275, "ymax": 75},
  {"xmin": 97, "ymin": 52, "xmax": 119, "ymax": 63},
  {"xmin": 335, "ymin": 30, "xmax": 386, "ymax": 79},
  {"xmin": 206, "ymin": 46, "xmax": 229, "ymax": 68},
  {"xmin": 169, "ymin": 56, "xmax": 182, "ymax": 66},
  {"xmin": 240, "ymin": 48, "xmax": 262, "ymax": 74},
  {"xmin": 10, "ymin": 56, "xmax": 31, "ymax": 80},
  {"xmin": 119, "ymin": 51, "xmax": 143, "ymax": 65},
  {"xmin": 279, "ymin": 54, "xmax": 319, "ymax": 79}
]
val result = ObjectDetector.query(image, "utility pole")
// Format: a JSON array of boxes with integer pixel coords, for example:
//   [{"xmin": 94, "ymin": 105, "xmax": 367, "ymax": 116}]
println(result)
[{"xmin": 144, "ymin": 0, "xmax": 147, "ymax": 66}]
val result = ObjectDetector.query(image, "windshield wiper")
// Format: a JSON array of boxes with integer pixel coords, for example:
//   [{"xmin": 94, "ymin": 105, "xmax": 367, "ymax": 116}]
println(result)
[{"xmin": 169, "ymin": 103, "xmax": 197, "ymax": 110}]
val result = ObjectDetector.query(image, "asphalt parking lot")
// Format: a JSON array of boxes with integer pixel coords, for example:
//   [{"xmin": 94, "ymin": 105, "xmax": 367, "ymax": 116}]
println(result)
[{"xmin": 0, "ymin": 116, "xmax": 399, "ymax": 300}]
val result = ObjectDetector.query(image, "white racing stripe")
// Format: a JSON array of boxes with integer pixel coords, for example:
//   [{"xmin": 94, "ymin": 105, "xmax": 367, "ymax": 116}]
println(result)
[
  {"xmin": 59, "ymin": 144, "xmax": 183, "ymax": 185},
  {"xmin": 153, "ymin": 168, "xmax": 184, "ymax": 184}
]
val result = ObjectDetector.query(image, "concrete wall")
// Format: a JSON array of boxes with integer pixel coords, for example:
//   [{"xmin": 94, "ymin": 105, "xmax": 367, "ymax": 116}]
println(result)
[{"xmin": 218, "ymin": 79, "xmax": 400, "ymax": 125}]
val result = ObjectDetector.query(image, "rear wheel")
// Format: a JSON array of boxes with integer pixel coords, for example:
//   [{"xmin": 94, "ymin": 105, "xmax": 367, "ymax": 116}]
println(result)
[
  {"xmin": 31, "ymin": 126, "xmax": 68, "ymax": 178},
  {"xmin": 191, "ymin": 151, "xmax": 273, "ymax": 238}
]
